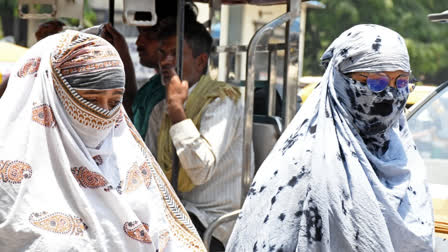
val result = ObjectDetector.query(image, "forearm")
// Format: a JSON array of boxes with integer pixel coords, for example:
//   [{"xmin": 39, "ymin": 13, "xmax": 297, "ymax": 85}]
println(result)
[
  {"xmin": 168, "ymin": 97, "xmax": 240, "ymax": 185},
  {"xmin": 170, "ymin": 119, "xmax": 217, "ymax": 185}
]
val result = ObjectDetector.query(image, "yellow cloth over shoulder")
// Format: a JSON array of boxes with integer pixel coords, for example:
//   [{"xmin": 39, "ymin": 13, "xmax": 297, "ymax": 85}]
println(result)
[{"xmin": 157, "ymin": 75, "xmax": 241, "ymax": 192}]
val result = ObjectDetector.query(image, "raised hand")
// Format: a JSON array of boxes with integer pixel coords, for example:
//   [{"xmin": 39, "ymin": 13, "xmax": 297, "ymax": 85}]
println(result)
[{"xmin": 164, "ymin": 66, "xmax": 189, "ymax": 124}]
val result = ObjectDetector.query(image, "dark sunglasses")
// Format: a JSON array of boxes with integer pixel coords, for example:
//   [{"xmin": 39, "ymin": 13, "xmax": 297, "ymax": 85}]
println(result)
[{"xmin": 358, "ymin": 72, "xmax": 410, "ymax": 92}]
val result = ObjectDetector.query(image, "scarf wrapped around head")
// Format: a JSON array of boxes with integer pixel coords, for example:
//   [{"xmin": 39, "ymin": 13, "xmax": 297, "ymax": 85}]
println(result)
[
  {"xmin": 51, "ymin": 33, "xmax": 125, "ymax": 148},
  {"xmin": 52, "ymin": 36, "xmax": 125, "ymax": 91},
  {"xmin": 227, "ymin": 24, "xmax": 433, "ymax": 251},
  {"xmin": 0, "ymin": 30, "xmax": 205, "ymax": 251}
]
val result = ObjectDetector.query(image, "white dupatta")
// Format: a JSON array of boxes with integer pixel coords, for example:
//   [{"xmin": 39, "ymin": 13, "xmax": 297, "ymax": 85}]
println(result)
[{"xmin": 0, "ymin": 30, "xmax": 205, "ymax": 252}]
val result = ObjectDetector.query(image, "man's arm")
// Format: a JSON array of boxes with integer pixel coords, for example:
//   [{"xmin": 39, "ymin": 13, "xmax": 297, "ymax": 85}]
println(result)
[
  {"xmin": 101, "ymin": 24, "xmax": 137, "ymax": 118},
  {"xmin": 164, "ymin": 69, "xmax": 188, "ymax": 123},
  {"xmin": 165, "ymin": 71, "xmax": 240, "ymax": 185},
  {"xmin": 169, "ymin": 97, "xmax": 240, "ymax": 185}
]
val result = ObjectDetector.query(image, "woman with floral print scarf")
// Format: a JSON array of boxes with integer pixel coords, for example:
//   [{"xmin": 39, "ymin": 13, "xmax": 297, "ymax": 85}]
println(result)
[
  {"xmin": 0, "ymin": 30, "xmax": 205, "ymax": 252},
  {"xmin": 226, "ymin": 24, "xmax": 433, "ymax": 252}
]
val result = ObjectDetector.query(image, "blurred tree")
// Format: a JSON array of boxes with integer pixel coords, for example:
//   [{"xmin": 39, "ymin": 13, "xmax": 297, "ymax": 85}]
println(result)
[
  {"xmin": 0, "ymin": 0, "xmax": 27, "ymax": 45},
  {"xmin": 64, "ymin": 0, "xmax": 97, "ymax": 27},
  {"xmin": 304, "ymin": 0, "xmax": 448, "ymax": 84},
  {"xmin": 0, "ymin": 0, "xmax": 19, "ymax": 39}
]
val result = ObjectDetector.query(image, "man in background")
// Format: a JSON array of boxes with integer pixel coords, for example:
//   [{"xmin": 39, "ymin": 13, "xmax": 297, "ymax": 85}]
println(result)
[
  {"xmin": 145, "ymin": 18, "xmax": 251, "ymax": 251},
  {"xmin": 101, "ymin": 0, "xmax": 197, "ymax": 135},
  {"xmin": 35, "ymin": 19, "xmax": 65, "ymax": 41}
]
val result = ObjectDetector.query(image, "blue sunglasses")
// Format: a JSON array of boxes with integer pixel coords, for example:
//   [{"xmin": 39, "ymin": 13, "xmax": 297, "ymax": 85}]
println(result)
[{"xmin": 358, "ymin": 72, "xmax": 410, "ymax": 92}]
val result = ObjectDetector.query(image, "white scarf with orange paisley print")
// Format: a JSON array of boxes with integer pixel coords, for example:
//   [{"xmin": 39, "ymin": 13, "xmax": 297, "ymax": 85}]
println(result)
[{"xmin": 0, "ymin": 30, "xmax": 205, "ymax": 252}]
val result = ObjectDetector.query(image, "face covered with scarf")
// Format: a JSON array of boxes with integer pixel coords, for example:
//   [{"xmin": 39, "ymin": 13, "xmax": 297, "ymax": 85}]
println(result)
[
  {"xmin": 51, "ymin": 34, "xmax": 125, "ymax": 149},
  {"xmin": 321, "ymin": 24, "xmax": 411, "ymax": 155},
  {"xmin": 0, "ymin": 30, "xmax": 207, "ymax": 251},
  {"xmin": 226, "ymin": 24, "xmax": 433, "ymax": 252}
]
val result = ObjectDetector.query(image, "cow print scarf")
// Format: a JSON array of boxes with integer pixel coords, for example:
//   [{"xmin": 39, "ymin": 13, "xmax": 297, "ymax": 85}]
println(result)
[{"xmin": 226, "ymin": 24, "xmax": 434, "ymax": 252}]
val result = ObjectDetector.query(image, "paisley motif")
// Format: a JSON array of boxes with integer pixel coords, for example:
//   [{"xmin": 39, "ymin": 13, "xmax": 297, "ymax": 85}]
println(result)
[
  {"xmin": 71, "ymin": 166, "xmax": 108, "ymax": 188},
  {"xmin": 17, "ymin": 57, "xmax": 41, "ymax": 78},
  {"xmin": 158, "ymin": 230, "xmax": 170, "ymax": 252},
  {"xmin": 123, "ymin": 221, "xmax": 152, "ymax": 243},
  {"xmin": 139, "ymin": 162, "xmax": 151, "ymax": 189},
  {"xmin": 124, "ymin": 162, "xmax": 152, "ymax": 192},
  {"xmin": 29, "ymin": 211, "xmax": 88, "ymax": 236},
  {"xmin": 32, "ymin": 104, "xmax": 56, "ymax": 128},
  {"xmin": 0, "ymin": 160, "xmax": 32, "ymax": 184},
  {"xmin": 124, "ymin": 163, "xmax": 144, "ymax": 193},
  {"xmin": 92, "ymin": 155, "xmax": 103, "ymax": 166}
]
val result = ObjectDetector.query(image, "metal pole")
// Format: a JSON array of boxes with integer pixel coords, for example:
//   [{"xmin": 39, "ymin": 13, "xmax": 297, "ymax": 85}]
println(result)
[
  {"xmin": 267, "ymin": 50, "xmax": 273, "ymax": 115},
  {"xmin": 298, "ymin": 4, "xmax": 307, "ymax": 79},
  {"xmin": 171, "ymin": 0, "xmax": 185, "ymax": 193},
  {"xmin": 267, "ymin": 50, "xmax": 278, "ymax": 116},
  {"xmin": 243, "ymin": 12, "xmax": 292, "ymax": 204},
  {"xmin": 282, "ymin": 0, "xmax": 301, "ymax": 128},
  {"xmin": 176, "ymin": 0, "xmax": 185, "ymax": 80},
  {"xmin": 203, "ymin": 210, "xmax": 241, "ymax": 250},
  {"xmin": 109, "ymin": 0, "xmax": 115, "ymax": 26}
]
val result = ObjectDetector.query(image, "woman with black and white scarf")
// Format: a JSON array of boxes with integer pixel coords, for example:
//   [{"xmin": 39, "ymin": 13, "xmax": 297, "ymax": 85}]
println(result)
[{"xmin": 226, "ymin": 24, "xmax": 433, "ymax": 252}]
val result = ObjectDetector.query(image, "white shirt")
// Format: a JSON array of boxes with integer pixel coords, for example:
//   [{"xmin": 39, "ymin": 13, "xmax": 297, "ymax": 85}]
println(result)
[{"xmin": 145, "ymin": 85, "xmax": 252, "ymax": 245}]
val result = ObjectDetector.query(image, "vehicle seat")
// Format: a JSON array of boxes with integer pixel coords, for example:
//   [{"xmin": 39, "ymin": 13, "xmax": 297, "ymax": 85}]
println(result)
[{"xmin": 252, "ymin": 115, "xmax": 282, "ymax": 171}]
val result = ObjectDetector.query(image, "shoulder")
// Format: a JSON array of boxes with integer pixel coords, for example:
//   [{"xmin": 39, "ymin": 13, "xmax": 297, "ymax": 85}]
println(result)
[
  {"xmin": 140, "ymin": 74, "xmax": 162, "ymax": 90},
  {"xmin": 134, "ymin": 74, "xmax": 164, "ymax": 101},
  {"xmin": 204, "ymin": 95, "xmax": 243, "ymax": 116}
]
